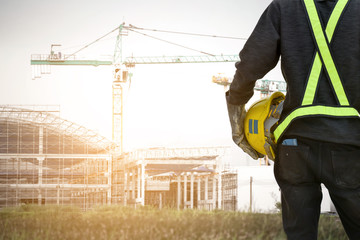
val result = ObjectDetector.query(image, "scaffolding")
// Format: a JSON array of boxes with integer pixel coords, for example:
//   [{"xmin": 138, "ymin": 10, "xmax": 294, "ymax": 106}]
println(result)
[
  {"xmin": 116, "ymin": 147, "xmax": 229, "ymax": 210},
  {"xmin": 0, "ymin": 105, "xmax": 236, "ymax": 211},
  {"xmin": 221, "ymin": 170, "xmax": 238, "ymax": 211},
  {"xmin": 0, "ymin": 105, "xmax": 113, "ymax": 210}
]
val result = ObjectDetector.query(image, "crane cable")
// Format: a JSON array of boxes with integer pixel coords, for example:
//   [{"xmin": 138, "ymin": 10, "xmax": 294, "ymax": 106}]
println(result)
[
  {"xmin": 128, "ymin": 24, "xmax": 248, "ymax": 40},
  {"xmin": 128, "ymin": 28, "xmax": 216, "ymax": 56},
  {"xmin": 65, "ymin": 26, "xmax": 120, "ymax": 59},
  {"xmin": 66, "ymin": 24, "xmax": 247, "ymax": 59}
]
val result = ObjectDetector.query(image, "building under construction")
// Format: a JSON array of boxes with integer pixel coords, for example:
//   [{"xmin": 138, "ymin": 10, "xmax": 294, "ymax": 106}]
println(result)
[{"xmin": 0, "ymin": 105, "xmax": 237, "ymax": 210}]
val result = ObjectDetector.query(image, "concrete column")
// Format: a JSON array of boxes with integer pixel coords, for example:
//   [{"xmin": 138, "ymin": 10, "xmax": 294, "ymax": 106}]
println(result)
[
  {"xmin": 177, "ymin": 175, "xmax": 181, "ymax": 210},
  {"xmin": 56, "ymin": 183, "xmax": 60, "ymax": 205},
  {"xmin": 205, "ymin": 176, "xmax": 208, "ymax": 202},
  {"xmin": 250, "ymin": 176, "xmax": 253, "ymax": 213},
  {"xmin": 124, "ymin": 172, "xmax": 127, "ymax": 206},
  {"xmin": 190, "ymin": 173, "xmax": 194, "ymax": 209},
  {"xmin": 38, "ymin": 158, "xmax": 44, "ymax": 185},
  {"xmin": 132, "ymin": 168, "xmax": 136, "ymax": 200},
  {"xmin": 137, "ymin": 166, "xmax": 141, "ymax": 200},
  {"xmin": 183, "ymin": 174, "xmax": 187, "ymax": 207},
  {"xmin": 218, "ymin": 174, "xmax": 222, "ymax": 210},
  {"xmin": 159, "ymin": 192, "xmax": 162, "ymax": 209},
  {"xmin": 38, "ymin": 157, "xmax": 44, "ymax": 205},
  {"xmin": 197, "ymin": 177, "xmax": 201, "ymax": 208},
  {"xmin": 39, "ymin": 125, "xmax": 43, "ymax": 154},
  {"xmin": 126, "ymin": 171, "xmax": 130, "ymax": 201},
  {"xmin": 141, "ymin": 163, "xmax": 145, "ymax": 205},
  {"xmin": 38, "ymin": 125, "xmax": 44, "ymax": 205},
  {"xmin": 15, "ymin": 158, "xmax": 19, "ymax": 206},
  {"xmin": 107, "ymin": 157, "xmax": 112, "ymax": 205},
  {"xmin": 212, "ymin": 175, "xmax": 216, "ymax": 209}
]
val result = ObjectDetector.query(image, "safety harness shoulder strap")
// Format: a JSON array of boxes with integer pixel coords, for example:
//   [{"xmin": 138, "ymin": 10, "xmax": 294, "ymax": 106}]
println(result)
[{"xmin": 273, "ymin": 0, "xmax": 359, "ymax": 142}]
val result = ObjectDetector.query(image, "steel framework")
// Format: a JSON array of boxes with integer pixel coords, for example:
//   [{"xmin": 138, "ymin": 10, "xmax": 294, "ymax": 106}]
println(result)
[
  {"xmin": 0, "ymin": 105, "xmax": 113, "ymax": 209},
  {"xmin": 0, "ymin": 105, "xmax": 236, "ymax": 210}
]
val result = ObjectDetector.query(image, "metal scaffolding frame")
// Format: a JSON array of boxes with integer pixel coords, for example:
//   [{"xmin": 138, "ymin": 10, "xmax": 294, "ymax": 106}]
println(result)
[
  {"xmin": 0, "ymin": 105, "xmax": 114, "ymax": 151},
  {"xmin": 117, "ymin": 147, "xmax": 230, "ymax": 210},
  {"xmin": 0, "ymin": 105, "xmax": 113, "ymax": 210},
  {"xmin": 0, "ymin": 105, "xmax": 237, "ymax": 211}
]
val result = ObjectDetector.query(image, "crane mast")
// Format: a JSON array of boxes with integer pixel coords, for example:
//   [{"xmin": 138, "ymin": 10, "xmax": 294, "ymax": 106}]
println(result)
[{"xmin": 112, "ymin": 24, "xmax": 128, "ymax": 154}]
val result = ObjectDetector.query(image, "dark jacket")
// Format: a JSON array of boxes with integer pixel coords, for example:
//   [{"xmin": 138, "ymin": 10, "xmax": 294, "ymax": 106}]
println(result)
[{"xmin": 227, "ymin": 0, "xmax": 360, "ymax": 146}]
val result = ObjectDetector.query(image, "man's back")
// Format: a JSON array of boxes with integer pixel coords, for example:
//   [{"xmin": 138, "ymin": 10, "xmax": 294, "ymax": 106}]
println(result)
[
  {"xmin": 228, "ymin": 0, "xmax": 360, "ymax": 145},
  {"xmin": 227, "ymin": 1, "xmax": 360, "ymax": 238}
]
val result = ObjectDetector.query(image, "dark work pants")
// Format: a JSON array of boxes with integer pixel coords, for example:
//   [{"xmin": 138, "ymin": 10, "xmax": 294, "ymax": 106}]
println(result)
[{"xmin": 274, "ymin": 137, "xmax": 360, "ymax": 240}]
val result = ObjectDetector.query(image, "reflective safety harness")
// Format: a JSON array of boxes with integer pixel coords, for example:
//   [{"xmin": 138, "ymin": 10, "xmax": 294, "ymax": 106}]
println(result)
[{"xmin": 273, "ymin": 0, "xmax": 360, "ymax": 142}]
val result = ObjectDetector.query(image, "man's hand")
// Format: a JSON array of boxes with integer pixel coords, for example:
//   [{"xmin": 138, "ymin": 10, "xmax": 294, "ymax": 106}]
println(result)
[{"xmin": 226, "ymin": 95, "xmax": 263, "ymax": 160}]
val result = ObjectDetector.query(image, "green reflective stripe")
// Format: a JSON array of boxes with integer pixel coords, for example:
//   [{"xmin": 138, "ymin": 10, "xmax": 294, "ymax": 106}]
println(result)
[
  {"xmin": 274, "ymin": 0, "xmax": 357, "ymax": 142},
  {"xmin": 274, "ymin": 106, "xmax": 359, "ymax": 141},
  {"xmin": 303, "ymin": 0, "xmax": 349, "ymax": 106},
  {"xmin": 325, "ymin": 0, "xmax": 348, "ymax": 40},
  {"xmin": 302, "ymin": 53, "xmax": 322, "ymax": 105},
  {"xmin": 302, "ymin": 0, "xmax": 348, "ymax": 105}
]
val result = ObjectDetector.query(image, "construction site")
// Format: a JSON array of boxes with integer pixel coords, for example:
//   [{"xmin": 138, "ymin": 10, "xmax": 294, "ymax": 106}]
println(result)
[
  {"xmin": 0, "ymin": 104, "xmax": 238, "ymax": 210},
  {"xmin": 0, "ymin": 24, "xmax": 285, "ymax": 211}
]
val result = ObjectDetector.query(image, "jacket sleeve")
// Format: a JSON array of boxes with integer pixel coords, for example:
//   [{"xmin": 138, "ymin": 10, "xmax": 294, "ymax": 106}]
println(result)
[{"xmin": 227, "ymin": 1, "xmax": 281, "ymax": 105}]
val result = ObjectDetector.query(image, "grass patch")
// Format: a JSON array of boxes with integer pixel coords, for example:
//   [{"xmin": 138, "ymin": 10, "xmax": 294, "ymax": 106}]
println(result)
[{"xmin": 0, "ymin": 205, "xmax": 347, "ymax": 240}]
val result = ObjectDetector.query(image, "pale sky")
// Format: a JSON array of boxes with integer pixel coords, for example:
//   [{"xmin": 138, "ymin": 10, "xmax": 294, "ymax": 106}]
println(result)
[{"xmin": 0, "ymin": 0, "xmax": 283, "ymax": 166}]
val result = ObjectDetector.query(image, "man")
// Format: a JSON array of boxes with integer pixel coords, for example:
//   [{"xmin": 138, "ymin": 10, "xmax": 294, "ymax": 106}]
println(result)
[{"xmin": 226, "ymin": 0, "xmax": 360, "ymax": 239}]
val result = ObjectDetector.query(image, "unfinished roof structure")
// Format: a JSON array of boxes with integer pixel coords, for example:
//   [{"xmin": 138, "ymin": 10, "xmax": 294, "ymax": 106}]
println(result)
[
  {"xmin": 0, "ymin": 105, "xmax": 236, "ymax": 210},
  {"xmin": 0, "ymin": 105, "xmax": 113, "ymax": 209}
]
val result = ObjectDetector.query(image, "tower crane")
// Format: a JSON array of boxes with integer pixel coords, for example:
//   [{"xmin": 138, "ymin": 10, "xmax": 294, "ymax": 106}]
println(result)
[
  {"xmin": 212, "ymin": 73, "xmax": 286, "ymax": 96},
  {"xmin": 31, "ymin": 23, "xmax": 241, "ymax": 155}
]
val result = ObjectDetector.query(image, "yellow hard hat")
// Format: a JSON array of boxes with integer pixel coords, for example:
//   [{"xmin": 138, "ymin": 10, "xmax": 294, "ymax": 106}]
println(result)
[{"xmin": 244, "ymin": 91, "xmax": 285, "ymax": 160}]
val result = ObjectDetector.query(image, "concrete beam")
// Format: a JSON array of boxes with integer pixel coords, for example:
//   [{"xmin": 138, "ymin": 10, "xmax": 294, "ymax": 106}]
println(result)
[
  {"xmin": 144, "ymin": 159, "xmax": 215, "ymax": 165},
  {"xmin": 0, "ymin": 154, "xmax": 111, "ymax": 159}
]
